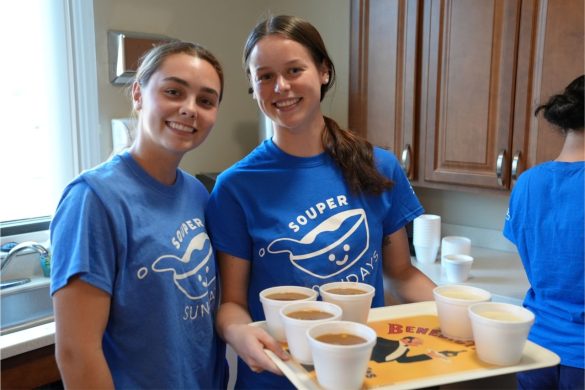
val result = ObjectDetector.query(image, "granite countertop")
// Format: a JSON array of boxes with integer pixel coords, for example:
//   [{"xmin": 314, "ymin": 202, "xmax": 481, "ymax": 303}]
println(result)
[{"xmin": 1, "ymin": 247, "xmax": 529, "ymax": 360}]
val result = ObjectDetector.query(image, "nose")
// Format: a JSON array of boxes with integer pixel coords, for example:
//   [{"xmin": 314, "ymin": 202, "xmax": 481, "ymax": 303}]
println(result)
[
  {"xmin": 274, "ymin": 75, "xmax": 290, "ymax": 93},
  {"xmin": 180, "ymin": 100, "xmax": 197, "ymax": 119}
]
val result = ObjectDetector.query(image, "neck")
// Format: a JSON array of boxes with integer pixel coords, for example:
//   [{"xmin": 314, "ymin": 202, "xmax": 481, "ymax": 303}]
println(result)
[
  {"xmin": 272, "ymin": 118, "xmax": 326, "ymax": 157},
  {"xmin": 129, "ymin": 144, "xmax": 182, "ymax": 185},
  {"xmin": 556, "ymin": 130, "xmax": 585, "ymax": 162}
]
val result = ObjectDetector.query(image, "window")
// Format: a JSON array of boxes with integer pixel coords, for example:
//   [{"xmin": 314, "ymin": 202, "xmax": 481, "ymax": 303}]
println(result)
[{"xmin": 0, "ymin": 0, "xmax": 100, "ymax": 230}]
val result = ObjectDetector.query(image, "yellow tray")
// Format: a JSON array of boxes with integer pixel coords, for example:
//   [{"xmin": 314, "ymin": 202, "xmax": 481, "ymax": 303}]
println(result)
[{"xmin": 258, "ymin": 301, "xmax": 560, "ymax": 390}]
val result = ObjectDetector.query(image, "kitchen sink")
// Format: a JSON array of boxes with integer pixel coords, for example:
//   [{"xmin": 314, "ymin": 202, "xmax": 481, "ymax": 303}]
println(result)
[{"xmin": 1, "ymin": 278, "xmax": 53, "ymax": 335}]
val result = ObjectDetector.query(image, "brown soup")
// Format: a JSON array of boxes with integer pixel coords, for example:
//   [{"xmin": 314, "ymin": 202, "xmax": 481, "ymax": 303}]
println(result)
[
  {"xmin": 326, "ymin": 287, "xmax": 367, "ymax": 295},
  {"xmin": 286, "ymin": 309, "xmax": 334, "ymax": 320},
  {"xmin": 265, "ymin": 292, "xmax": 311, "ymax": 301},
  {"xmin": 316, "ymin": 333, "xmax": 367, "ymax": 345}
]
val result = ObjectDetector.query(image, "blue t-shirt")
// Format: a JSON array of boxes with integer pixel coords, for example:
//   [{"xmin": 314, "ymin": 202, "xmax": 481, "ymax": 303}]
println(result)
[
  {"xmin": 503, "ymin": 160, "xmax": 584, "ymax": 369},
  {"xmin": 50, "ymin": 151, "xmax": 227, "ymax": 389},
  {"xmin": 206, "ymin": 139, "xmax": 423, "ymax": 388}
]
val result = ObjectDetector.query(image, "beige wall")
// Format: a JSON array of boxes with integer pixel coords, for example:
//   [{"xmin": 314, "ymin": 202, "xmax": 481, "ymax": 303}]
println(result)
[{"xmin": 92, "ymin": 0, "xmax": 350, "ymax": 173}]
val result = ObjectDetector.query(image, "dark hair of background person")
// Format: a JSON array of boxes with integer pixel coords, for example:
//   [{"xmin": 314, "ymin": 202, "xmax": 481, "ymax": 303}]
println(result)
[
  {"xmin": 135, "ymin": 40, "xmax": 224, "ymax": 102},
  {"xmin": 243, "ymin": 15, "xmax": 393, "ymax": 195},
  {"xmin": 535, "ymin": 74, "xmax": 584, "ymax": 132}
]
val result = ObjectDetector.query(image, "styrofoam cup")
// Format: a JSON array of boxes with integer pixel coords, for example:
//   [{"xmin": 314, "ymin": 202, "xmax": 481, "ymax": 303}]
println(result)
[
  {"xmin": 443, "ymin": 254, "xmax": 474, "ymax": 282},
  {"xmin": 469, "ymin": 302, "xmax": 535, "ymax": 365},
  {"xmin": 414, "ymin": 243, "xmax": 440, "ymax": 263},
  {"xmin": 319, "ymin": 282, "xmax": 375, "ymax": 324},
  {"xmin": 280, "ymin": 301, "xmax": 342, "ymax": 364},
  {"xmin": 441, "ymin": 236, "xmax": 471, "ymax": 260},
  {"xmin": 413, "ymin": 214, "xmax": 441, "ymax": 246},
  {"xmin": 259, "ymin": 286, "xmax": 318, "ymax": 342},
  {"xmin": 307, "ymin": 321, "xmax": 377, "ymax": 390},
  {"xmin": 433, "ymin": 285, "xmax": 491, "ymax": 340}
]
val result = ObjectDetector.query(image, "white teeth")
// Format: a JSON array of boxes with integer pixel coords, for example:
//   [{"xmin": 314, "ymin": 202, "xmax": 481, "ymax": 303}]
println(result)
[
  {"xmin": 167, "ymin": 121, "xmax": 194, "ymax": 133},
  {"xmin": 275, "ymin": 98, "xmax": 300, "ymax": 108}
]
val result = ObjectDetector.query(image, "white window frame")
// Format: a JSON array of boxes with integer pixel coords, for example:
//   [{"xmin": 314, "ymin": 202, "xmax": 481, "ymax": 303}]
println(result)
[{"xmin": 0, "ymin": 0, "xmax": 100, "ymax": 236}]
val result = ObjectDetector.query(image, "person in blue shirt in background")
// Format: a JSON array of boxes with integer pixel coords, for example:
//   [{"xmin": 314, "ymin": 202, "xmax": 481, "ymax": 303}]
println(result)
[
  {"xmin": 504, "ymin": 74, "xmax": 584, "ymax": 390},
  {"xmin": 206, "ymin": 14, "xmax": 436, "ymax": 389},
  {"xmin": 50, "ymin": 41, "xmax": 227, "ymax": 389}
]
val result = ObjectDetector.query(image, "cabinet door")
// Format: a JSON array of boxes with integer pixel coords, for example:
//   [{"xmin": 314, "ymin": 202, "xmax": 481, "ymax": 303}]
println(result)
[
  {"xmin": 511, "ymin": 0, "xmax": 584, "ymax": 183},
  {"xmin": 419, "ymin": 0, "xmax": 522, "ymax": 189},
  {"xmin": 349, "ymin": 0, "xmax": 420, "ymax": 179}
]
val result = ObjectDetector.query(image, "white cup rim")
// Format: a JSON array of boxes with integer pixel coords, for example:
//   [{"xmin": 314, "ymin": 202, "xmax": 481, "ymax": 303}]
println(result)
[
  {"xmin": 280, "ymin": 301, "xmax": 343, "ymax": 324},
  {"xmin": 259, "ymin": 286, "xmax": 318, "ymax": 304},
  {"xmin": 433, "ymin": 285, "xmax": 491, "ymax": 304},
  {"xmin": 442, "ymin": 254, "xmax": 474, "ymax": 264},
  {"xmin": 319, "ymin": 282, "xmax": 375, "ymax": 299},
  {"xmin": 468, "ymin": 302, "xmax": 535, "ymax": 325},
  {"xmin": 307, "ymin": 320, "xmax": 377, "ymax": 350}
]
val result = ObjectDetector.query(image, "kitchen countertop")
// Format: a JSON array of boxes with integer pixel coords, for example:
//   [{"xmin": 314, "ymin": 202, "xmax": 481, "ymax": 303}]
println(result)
[
  {"xmin": 1, "ymin": 247, "xmax": 529, "ymax": 360},
  {"xmin": 411, "ymin": 246, "xmax": 529, "ymax": 305}
]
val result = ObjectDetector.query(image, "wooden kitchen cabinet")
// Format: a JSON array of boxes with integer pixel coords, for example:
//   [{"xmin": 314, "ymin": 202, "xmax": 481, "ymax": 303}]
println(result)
[
  {"xmin": 349, "ymin": 0, "xmax": 584, "ymax": 191},
  {"xmin": 1, "ymin": 345, "xmax": 62, "ymax": 389},
  {"xmin": 349, "ymin": 0, "xmax": 420, "ymax": 179}
]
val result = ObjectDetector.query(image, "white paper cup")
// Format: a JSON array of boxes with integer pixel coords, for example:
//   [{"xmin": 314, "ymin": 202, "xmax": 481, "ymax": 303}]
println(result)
[
  {"xmin": 414, "ymin": 243, "xmax": 440, "ymax": 263},
  {"xmin": 319, "ymin": 282, "xmax": 375, "ymax": 324},
  {"xmin": 441, "ymin": 236, "xmax": 471, "ymax": 259},
  {"xmin": 307, "ymin": 321, "xmax": 377, "ymax": 390},
  {"xmin": 413, "ymin": 214, "xmax": 441, "ymax": 246},
  {"xmin": 259, "ymin": 286, "xmax": 318, "ymax": 342},
  {"xmin": 442, "ymin": 254, "xmax": 474, "ymax": 283},
  {"xmin": 469, "ymin": 302, "xmax": 535, "ymax": 365},
  {"xmin": 280, "ymin": 301, "xmax": 342, "ymax": 364},
  {"xmin": 433, "ymin": 285, "xmax": 491, "ymax": 341}
]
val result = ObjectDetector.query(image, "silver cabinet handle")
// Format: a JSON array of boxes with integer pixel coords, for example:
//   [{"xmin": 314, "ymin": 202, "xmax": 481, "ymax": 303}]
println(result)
[
  {"xmin": 496, "ymin": 149, "xmax": 507, "ymax": 187},
  {"xmin": 511, "ymin": 151, "xmax": 522, "ymax": 181},
  {"xmin": 401, "ymin": 144, "xmax": 412, "ymax": 177}
]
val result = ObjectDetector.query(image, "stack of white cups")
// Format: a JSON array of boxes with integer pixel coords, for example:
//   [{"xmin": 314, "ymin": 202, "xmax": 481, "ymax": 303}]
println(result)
[{"xmin": 412, "ymin": 214, "xmax": 441, "ymax": 263}]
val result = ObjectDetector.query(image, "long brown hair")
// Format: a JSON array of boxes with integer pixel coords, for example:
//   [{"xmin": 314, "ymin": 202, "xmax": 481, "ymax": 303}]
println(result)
[{"xmin": 243, "ymin": 15, "xmax": 393, "ymax": 195}]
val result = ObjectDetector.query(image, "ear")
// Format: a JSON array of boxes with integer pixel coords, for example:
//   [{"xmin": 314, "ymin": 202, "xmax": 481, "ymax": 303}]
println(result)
[
  {"xmin": 132, "ymin": 81, "xmax": 142, "ymax": 111},
  {"xmin": 319, "ymin": 62, "xmax": 330, "ymax": 85}
]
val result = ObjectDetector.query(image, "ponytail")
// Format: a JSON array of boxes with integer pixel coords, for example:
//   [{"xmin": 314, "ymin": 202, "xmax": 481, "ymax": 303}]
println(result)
[{"xmin": 321, "ymin": 116, "xmax": 393, "ymax": 195}]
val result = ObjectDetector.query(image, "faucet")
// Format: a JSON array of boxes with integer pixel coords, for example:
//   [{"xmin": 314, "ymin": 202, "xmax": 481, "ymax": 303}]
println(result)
[{"xmin": 1, "ymin": 242, "xmax": 49, "ymax": 289}]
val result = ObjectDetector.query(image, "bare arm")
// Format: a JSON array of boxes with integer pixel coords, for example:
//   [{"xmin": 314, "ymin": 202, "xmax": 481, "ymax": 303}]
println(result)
[
  {"xmin": 216, "ymin": 251, "xmax": 288, "ymax": 375},
  {"xmin": 53, "ymin": 277, "xmax": 114, "ymax": 389},
  {"xmin": 382, "ymin": 227, "xmax": 436, "ymax": 302}
]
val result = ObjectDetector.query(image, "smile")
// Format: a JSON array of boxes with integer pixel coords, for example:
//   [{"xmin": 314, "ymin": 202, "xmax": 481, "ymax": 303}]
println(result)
[
  {"xmin": 273, "ymin": 97, "xmax": 301, "ymax": 109},
  {"xmin": 167, "ymin": 121, "xmax": 196, "ymax": 133}
]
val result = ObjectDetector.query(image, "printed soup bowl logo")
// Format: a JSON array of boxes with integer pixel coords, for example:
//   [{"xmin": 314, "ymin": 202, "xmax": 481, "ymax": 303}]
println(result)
[
  {"xmin": 267, "ymin": 209, "xmax": 369, "ymax": 279},
  {"xmin": 151, "ymin": 232, "xmax": 215, "ymax": 300}
]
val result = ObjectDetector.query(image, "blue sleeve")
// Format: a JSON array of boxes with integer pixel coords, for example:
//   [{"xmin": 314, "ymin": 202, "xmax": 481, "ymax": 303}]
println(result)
[
  {"xmin": 205, "ymin": 173, "xmax": 252, "ymax": 261},
  {"xmin": 50, "ymin": 180, "xmax": 117, "ymax": 296},
  {"xmin": 503, "ymin": 184, "xmax": 518, "ymax": 245},
  {"xmin": 376, "ymin": 150, "xmax": 424, "ymax": 235}
]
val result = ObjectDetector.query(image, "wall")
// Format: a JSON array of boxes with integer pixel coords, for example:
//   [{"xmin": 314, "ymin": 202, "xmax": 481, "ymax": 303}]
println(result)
[
  {"xmin": 414, "ymin": 187, "xmax": 515, "ymax": 252},
  {"xmin": 92, "ymin": 0, "xmax": 350, "ymax": 174}
]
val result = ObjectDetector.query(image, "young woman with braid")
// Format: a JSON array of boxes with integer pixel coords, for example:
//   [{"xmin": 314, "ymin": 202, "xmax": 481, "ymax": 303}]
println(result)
[{"xmin": 206, "ymin": 15, "xmax": 436, "ymax": 389}]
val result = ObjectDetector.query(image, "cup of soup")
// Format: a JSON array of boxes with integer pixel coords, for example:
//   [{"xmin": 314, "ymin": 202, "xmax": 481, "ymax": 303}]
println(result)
[
  {"xmin": 319, "ymin": 282, "xmax": 375, "ymax": 324},
  {"xmin": 468, "ymin": 302, "xmax": 535, "ymax": 365},
  {"xmin": 259, "ymin": 286, "xmax": 318, "ymax": 342},
  {"xmin": 307, "ymin": 321, "xmax": 377, "ymax": 390},
  {"xmin": 279, "ymin": 301, "xmax": 342, "ymax": 364},
  {"xmin": 433, "ymin": 285, "xmax": 491, "ymax": 340}
]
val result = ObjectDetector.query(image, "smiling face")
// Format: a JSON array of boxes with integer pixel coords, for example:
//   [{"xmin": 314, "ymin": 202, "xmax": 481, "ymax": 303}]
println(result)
[
  {"xmin": 132, "ymin": 52, "xmax": 221, "ymax": 160},
  {"xmin": 247, "ymin": 35, "xmax": 329, "ymax": 135}
]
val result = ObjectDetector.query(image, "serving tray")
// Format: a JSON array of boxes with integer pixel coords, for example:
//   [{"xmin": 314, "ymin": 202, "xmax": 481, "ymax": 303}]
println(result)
[{"xmin": 257, "ymin": 301, "xmax": 560, "ymax": 390}]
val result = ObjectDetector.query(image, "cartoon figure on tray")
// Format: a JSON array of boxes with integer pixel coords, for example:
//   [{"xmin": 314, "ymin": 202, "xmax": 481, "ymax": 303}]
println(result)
[{"xmin": 371, "ymin": 336, "xmax": 466, "ymax": 363}]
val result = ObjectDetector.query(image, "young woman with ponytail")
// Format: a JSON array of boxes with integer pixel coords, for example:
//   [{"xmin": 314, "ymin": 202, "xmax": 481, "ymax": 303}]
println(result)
[{"xmin": 206, "ymin": 15, "xmax": 436, "ymax": 388}]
